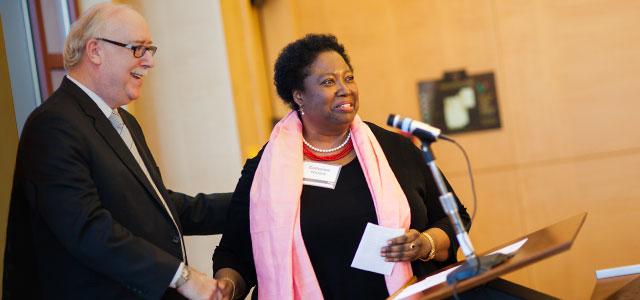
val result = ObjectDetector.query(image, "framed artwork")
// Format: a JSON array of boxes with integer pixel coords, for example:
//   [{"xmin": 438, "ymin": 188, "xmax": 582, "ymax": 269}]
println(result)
[{"xmin": 418, "ymin": 70, "xmax": 501, "ymax": 135}]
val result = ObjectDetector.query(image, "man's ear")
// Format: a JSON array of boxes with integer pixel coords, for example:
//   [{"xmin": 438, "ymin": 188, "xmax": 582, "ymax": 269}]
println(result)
[
  {"xmin": 292, "ymin": 90, "xmax": 303, "ymax": 107},
  {"xmin": 85, "ymin": 39, "xmax": 102, "ymax": 65}
]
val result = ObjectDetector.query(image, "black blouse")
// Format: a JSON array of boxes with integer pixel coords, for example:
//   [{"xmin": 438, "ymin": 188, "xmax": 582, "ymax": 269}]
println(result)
[
  {"xmin": 212, "ymin": 122, "xmax": 471, "ymax": 300},
  {"xmin": 301, "ymin": 158, "xmax": 388, "ymax": 299}
]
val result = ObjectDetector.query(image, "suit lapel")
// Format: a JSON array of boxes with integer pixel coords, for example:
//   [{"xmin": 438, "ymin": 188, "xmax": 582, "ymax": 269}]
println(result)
[
  {"xmin": 120, "ymin": 112, "xmax": 184, "ymax": 225},
  {"xmin": 61, "ymin": 78, "xmax": 177, "ymax": 222}
]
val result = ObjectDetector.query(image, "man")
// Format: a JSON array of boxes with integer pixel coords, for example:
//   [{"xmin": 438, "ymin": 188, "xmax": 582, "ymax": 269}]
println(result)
[{"xmin": 3, "ymin": 4, "xmax": 232, "ymax": 299}]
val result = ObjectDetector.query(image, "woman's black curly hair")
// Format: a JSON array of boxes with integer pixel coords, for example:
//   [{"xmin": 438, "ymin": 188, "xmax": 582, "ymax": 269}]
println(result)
[{"xmin": 274, "ymin": 34, "xmax": 353, "ymax": 110}]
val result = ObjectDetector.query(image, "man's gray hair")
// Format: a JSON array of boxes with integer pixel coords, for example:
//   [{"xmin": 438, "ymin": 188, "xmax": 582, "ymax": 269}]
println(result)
[{"xmin": 63, "ymin": 3, "xmax": 130, "ymax": 70}]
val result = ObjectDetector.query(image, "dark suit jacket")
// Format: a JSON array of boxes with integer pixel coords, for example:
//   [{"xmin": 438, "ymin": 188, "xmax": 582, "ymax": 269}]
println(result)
[{"xmin": 3, "ymin": 77, "xmax": 230, "ymax": 299}]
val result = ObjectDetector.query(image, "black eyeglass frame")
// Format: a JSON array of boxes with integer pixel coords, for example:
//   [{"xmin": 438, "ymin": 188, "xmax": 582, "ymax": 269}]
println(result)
[{"xmin": 96, "ymin": 37, "xmax": 157, "ymax": 58}]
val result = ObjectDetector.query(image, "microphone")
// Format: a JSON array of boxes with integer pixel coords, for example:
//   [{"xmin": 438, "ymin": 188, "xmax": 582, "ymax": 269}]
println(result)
[{"xmin": 386, "ymin": 114, "xmax": 450, "ymax": 142}]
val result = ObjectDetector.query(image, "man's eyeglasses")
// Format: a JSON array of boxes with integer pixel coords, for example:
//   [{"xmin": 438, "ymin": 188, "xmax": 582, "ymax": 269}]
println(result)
[{"xmin": 96, "ymin": 37, "xmax": 157, "ymax": 58}]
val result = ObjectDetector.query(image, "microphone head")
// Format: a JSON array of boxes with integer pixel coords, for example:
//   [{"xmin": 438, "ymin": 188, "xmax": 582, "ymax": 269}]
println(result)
[
  {"xmin": 387, "ymin": 114, "xmax": 399, "ymax": 127},
  {"xmin": 387, "ymin": 113, "xmax": 445, "ymax": 143},
  {"xmin": 387, "ymin": 114, "xmax": 411, "ymax": 132}
]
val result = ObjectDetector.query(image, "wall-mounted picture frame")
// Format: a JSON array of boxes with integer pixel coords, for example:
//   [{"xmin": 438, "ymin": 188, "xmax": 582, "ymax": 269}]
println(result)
[{"xmin": 418, "ymin": 70, "xmax": 501, "ymax": 135}]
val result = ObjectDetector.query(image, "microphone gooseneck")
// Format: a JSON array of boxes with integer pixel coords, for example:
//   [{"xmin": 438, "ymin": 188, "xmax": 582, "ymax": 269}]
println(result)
[{"xmin": 386, "ymin": 113, "xmax": 510, "ymax": 286}]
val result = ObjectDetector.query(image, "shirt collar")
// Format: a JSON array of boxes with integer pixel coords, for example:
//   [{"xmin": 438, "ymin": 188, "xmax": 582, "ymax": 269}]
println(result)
[{"xmin": 66, "ymin": 74, "xmax": 115, "ymax": 118}]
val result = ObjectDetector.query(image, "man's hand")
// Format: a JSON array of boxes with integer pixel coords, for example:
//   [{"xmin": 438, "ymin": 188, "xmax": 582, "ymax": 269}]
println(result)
[{"xmin": 176, "ymin": 267, "xmax": 220, "ymax": 300}]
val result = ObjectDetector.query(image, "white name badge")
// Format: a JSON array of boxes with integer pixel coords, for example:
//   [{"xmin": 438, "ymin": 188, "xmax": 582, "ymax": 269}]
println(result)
[{"xmin": 303, "ymin": 161, "xmax": 342, "ymax": 189}]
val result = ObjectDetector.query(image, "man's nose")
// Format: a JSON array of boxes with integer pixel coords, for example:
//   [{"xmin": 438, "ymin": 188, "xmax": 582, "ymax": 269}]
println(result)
[{"xmin": 141, "ymin": 50, "xmax": 154, "ymax": 68}]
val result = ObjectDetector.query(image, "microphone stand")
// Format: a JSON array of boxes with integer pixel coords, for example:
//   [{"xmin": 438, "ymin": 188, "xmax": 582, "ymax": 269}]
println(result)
[{"xmin": 418, "ymin": 139, "xmax": 511, "ymax": 284}]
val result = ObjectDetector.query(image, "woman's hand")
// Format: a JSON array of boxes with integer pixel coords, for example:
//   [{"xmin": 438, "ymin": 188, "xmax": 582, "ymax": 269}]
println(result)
[
  {"xmin": 215, "ymin": 278, "xmax": 235, "ymax": 300},
  {"xmin": 381, "ymin": 229, "xmax": 431, "ymax": 262},
  {"xmin": 214, "ymin": 268, "xmax": 246, "ymax": 300}
]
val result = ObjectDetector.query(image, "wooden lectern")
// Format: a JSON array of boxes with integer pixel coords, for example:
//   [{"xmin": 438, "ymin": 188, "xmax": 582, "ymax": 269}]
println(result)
[{"xmin": 389, "ymin": 212, "xmax": 587, "ymax": 300}]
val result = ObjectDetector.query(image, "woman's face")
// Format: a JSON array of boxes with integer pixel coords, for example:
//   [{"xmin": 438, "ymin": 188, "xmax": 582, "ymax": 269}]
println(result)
[{"xmin": 293, "ymin": 51, "xmax": 359, "ymax": 134}]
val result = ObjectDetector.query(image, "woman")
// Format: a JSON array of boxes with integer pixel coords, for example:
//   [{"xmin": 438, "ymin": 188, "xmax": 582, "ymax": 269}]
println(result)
[{"xmin": 213, "ymin": 34, "xmax": 470, "ymax": 300}]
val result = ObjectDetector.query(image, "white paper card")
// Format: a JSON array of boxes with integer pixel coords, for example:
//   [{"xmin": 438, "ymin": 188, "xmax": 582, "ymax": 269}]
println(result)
[
  {"xmin": 351, "ymin": 223, "xmax": 405, "ymax": 275},
  {"xmin": 393, "ymin": 266, "xmax": 461, "ymax": 300},
  {"xmin": 303, "ymin": 161, "xmax": 342, "ymax": 189},
  {"xmin": 596, "ymin": 264, "xmax": 640, "ymax": 279},
  {"xmin": 393, "ymin": 238, "xmax": 528, "ymax": 300},
  {"xmin": 489, "ymin": 238, "xmax": 528, "ymax": 256}
]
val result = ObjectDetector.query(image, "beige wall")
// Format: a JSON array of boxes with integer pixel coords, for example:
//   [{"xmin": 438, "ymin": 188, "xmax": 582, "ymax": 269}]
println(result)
[
  {"xmin": 219, "ymin": 0, "xmax": 272, "ymax": 159},
  {"xmin": 0, "ymin": 16, "xmax": 20, "ymax": 294},
  {"xmin": 78, "ymin": 0, "xmax": 111, "ymax": 12},
  {"xmin": 119, "ymin": 0, "xmax": 243, "ymax": 276},
  {"xmin": 259, "ymin": 0, "xmax": 640, "ymax": 298}
]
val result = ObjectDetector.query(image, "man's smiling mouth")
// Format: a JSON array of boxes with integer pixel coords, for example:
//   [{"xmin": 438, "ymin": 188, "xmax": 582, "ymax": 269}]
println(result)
[{"xmin": 130, "ymin": 69, "xmax": 147, "ymax": 79}]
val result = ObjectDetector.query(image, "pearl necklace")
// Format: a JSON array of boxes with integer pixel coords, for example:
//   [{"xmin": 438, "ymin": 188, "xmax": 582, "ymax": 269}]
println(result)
[{"xmin": 303, "ymin": 131, "xmax": 351, "ymax": 153}]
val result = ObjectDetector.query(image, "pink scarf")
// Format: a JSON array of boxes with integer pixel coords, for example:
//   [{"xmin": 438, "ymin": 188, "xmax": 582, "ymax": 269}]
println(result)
[{"xmin": 249, "ymin": 111, "xmax": 412, "ymax": 299}]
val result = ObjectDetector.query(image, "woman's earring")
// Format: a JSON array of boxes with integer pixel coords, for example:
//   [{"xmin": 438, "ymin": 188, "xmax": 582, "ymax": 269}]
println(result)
[{"xmin": 299, "ymin": 105, "xmax": 305, "ymax": 115}]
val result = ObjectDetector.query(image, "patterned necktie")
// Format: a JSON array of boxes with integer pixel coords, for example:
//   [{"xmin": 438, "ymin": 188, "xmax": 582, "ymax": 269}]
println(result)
[
  {"xmin": 106, "ymin": 108, "xmax": 186, "ymax": 260},
  {"xmin": 108, "ymin": 109, "xmax": 134, "ymax": 150}
]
